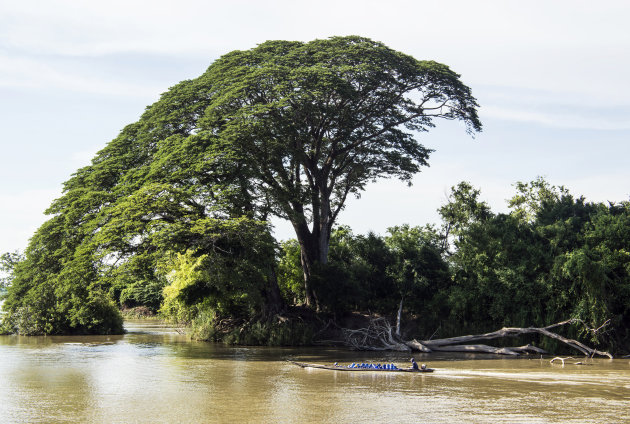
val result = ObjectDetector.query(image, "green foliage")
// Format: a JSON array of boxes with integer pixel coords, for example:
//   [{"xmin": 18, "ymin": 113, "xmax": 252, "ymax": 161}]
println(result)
[
  {"xmin": 385, "ymin": 224, "xmax": 451, "ymax": 325},
  {"xmin": 277, "ymin": 225, "xmax": 451, "ymax": 333},
  {"xmin": 158, "ymin": 219, "xmax": 278, "ymax": 328},
  {"xmin": 1, "ymin": 50, "xmax": 281, "ymax": 334},
  {"xmin": 1, "ymin": 276, "xmax": 123, "ymax": 336},
  {"xmin": 276, "ymin": 240, "xmax": 305, "ymax": 304},
  {"xmin": 508, "ymin": 176, "xmax": 569, "ymax": 223},
  {"xmin": 438, "ymin": 181, "xmax": 492, "ymax": 253},
  {"xmin": 188, "ymin": 308, "xmax": 219, "ymax": 341},
  {"xmin": 160, "ymin": 252, "xmax": 207, "ymax": 324},
  {"xmin": 185, "ymin": 307, "xmax": 314, "ymax": 346},
  {"xmin": 222, "ymin": 320, "xmax": 314, "ymax": 346},
  {"xmin": 0, "ymin": 251, "xmax": 24, "ymax": 288},
  {"xmin": 1, "ymin": 216, "xmax": 124, "ymax": 335},
  {"xmin": 446, "ymin": 213, "xmax": 550, "ymax": 331},
  {"xmin": 198, "ymin": 36, "xmax": 481, "ymax": 307},
  {"xmin": 341, "ymin": 231, "xmax": 395, "ymax": 312},
  {"xmin": 442, "ymin": 179, "xmax": 630, "ymax": 352},
  {"xmin": 119, "ymin": 279, "xmax": 166, "ymax": 311}
]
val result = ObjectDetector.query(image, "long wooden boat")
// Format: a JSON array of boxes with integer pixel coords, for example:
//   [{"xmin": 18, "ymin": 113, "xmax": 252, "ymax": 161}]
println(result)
[{"xmin": 291, "ymin": 361, "xmax": 434, "ymax": 373}]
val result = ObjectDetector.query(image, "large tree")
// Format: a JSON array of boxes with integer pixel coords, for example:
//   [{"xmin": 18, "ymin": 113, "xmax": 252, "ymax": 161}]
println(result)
[
  {"xmin": 201, "ymin": 36, "xmax": 481, "ymax": 307},
  {"xmin": 2, "ymin": 36, "xmax": 481, "ymax": 335}
]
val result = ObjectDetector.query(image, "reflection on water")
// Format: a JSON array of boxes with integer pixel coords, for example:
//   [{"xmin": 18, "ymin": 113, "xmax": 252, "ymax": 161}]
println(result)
[{"xmin": 1, "ymin": 320, "xmax": 629, "ymax": 423}]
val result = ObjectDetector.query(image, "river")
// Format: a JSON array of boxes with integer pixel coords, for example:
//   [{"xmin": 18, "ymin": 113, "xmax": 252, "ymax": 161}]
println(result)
[{"xmin": 0, "ymin": 320, "xmax": 629, "ymax": 423}]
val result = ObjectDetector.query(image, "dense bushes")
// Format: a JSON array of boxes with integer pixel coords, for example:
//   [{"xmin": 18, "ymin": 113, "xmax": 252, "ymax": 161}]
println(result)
[
  {"xmin": 434, "ymin": 179, "xmax": 630, "ymax": 350},
  {"xmin": 276, "ymin": 224, "xmax": 451, "ymax": 336},
  {"xmin": 275, "ymin": 179, "xmax": 630, "ymax": 352}
]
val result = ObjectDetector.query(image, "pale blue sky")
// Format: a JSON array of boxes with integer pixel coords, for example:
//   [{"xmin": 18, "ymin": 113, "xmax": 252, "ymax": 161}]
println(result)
[{"xmin": 1, "ymin": 0, "xmax": 629, "ymax": 253}]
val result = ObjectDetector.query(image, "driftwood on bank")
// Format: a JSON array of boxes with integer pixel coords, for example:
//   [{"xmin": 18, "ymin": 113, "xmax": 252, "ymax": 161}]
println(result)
[
  {"xmin": 342, "ymin": 317, "xmax": 411, "ymax": 352},
  {"xmin": 549, "ymin": 356, "xmax": 593, "ymax": 366},
  {"xmin": 340, "ymin": 318, "xmax": 613, "ymax": 358}
]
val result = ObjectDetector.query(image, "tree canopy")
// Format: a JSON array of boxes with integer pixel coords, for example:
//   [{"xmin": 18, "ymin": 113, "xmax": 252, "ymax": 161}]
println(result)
[
  {"xmin": 0, "ymin": 251, "xmax": 23, "ymax": 288},
  {"xmin": 199, "ymin": 36, "xmax": 481, "ymax": 307},
  {"xmin": 1, "ymin": 35, "xmax": 481, "ymax": 335},
  {"xmin": 440, "ymin": 180, "xmax": 630, "ymax": 351}
]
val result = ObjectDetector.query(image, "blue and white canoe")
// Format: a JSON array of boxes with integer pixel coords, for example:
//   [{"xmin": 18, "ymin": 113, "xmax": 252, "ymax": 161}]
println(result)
[{"xmin": 291, "ymin": 361, "xmax": 434, "ymax": 373}]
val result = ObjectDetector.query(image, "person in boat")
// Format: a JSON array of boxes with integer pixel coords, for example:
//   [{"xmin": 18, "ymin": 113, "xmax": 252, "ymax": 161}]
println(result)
[
  {"xmin": 411, "ymin": 358, "xmax": 419, "ymax": 370},
  {"xmin": 411, "ymin": 358, "xmax": 428, "ymax": 371}
]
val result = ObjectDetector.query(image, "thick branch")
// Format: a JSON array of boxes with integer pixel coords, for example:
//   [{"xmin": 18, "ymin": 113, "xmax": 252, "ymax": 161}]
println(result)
[
  {"xmin": 336, "ymin": 318, "xmax": 612, "ymax": 358},
  {"xmin": 420, "ymin": 319, "xmax": 612, "ymax": 358}
]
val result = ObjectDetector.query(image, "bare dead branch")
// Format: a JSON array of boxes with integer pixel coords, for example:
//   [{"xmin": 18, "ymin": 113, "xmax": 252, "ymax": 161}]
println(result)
[
  {"xmin": 341, "ymin": 317, "xmax": 411, "ymax": 351},
  {"xmin": 336, "ymin": 317, "xmax": 612, "ymax": 358},
  {"xmin": 420, "ymin": 319, "xmax": 613, "ymax": 358},
  {"xmin": 550, "ymin": 356, "xmax": 574, "ymax": 365}
]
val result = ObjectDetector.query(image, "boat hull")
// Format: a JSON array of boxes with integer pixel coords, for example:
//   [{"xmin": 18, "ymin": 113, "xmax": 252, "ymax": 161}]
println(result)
[{"xmin": 291, "ymin": 361, "xmax": 434, "ymax": 373}]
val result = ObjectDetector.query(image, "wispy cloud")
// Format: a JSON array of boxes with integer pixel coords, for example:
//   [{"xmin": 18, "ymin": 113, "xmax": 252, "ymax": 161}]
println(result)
[
  {"xmin": 0, "ymin": 189, "xmax": 60, "ymax": 253},
  {"xmin": 481, "ymin": 105, "xmax": 630, "ymax": 130},
  {"xmin": 0, "ymin": 53, "xmax": 163, "ymax": 98},
  {"xmin": 2, "ymin": 1, "xmax": 629, "ymax": 103}
]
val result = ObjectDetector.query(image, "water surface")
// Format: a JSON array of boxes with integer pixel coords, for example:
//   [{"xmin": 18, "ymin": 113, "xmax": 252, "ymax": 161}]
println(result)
[{"xmin": 1, "ymin": 320, "xmax": 629, "ymax": 423}]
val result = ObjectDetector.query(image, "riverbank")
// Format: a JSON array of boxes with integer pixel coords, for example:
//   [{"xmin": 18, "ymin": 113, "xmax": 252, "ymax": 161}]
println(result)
[
  {"xmin": 135, "ymin": 308, "xmax": 617, "ymax": 359},
  {"xmin": 119, "ymin": 306, "xmax": 160, "ymax": 320}
]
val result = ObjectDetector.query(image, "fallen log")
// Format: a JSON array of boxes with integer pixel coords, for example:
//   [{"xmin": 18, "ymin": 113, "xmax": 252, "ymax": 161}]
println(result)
[
  {"xmin": 427, "ymin": 344, "xmax": 521, "ymax": 355},
  {"xmin": 419, "ymin": 319, "xmax": 612, "ymax": 358},
  {"xmin": 338, "ymin": 318, "xmax": 612, "ymax": 358},
  {"xmin": 403, "ymin": 339, "xmax": 432, "ymax": 353},
  {"xmin": 509, "ymin": 344, "xmax": 547, "ymax": 354},
  {"xmin": 414, "ymin": 343, "xmax": 547, "ymax": 355},
  {"xmin": 549, "ymin": 356, "xmax": 592, "ymax": 365},
  {"xmin": 550, "ymin": 356, "xmax": 574, "ymax": 365}
]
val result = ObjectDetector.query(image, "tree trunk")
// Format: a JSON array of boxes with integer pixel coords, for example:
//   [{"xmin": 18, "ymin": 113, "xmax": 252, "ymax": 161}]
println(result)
[
  {"xmin": 292, "ymin": 215, "xmax": 332, "ymax": 311},
  {"xmin": 299, "ymin": 246, "xmax": 319, "ymax": 310},
  {"xmin": 396, "ymin": 298, "xmax": 403, "ymax": 337},
  {"xmin": 292, "ymin": 222, "xmax": 319, "ymax": 309},
  {"xmin": 261, "ymin": 265, "xmax": 285, "ymax": 317},
  {"xmin": 288, "ymin": 185, "xmax": 335, "ymax": 311},
  {"xmin": 318, "ymin": 194, "xmax": 332, "ymax": 265},
  {"xmin": 418, "ymin": 319, "xmax": 613, "ymax": 358}
]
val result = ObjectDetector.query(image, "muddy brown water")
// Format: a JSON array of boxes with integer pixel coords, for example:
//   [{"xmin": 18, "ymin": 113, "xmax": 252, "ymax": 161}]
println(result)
[{"xmin": 1, "ymin": 320, "xmax": 629, "ymax": 423}]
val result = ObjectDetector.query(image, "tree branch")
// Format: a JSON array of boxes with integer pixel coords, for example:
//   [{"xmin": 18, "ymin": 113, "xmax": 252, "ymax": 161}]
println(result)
[{"xmin": 334, "ymin": 318, "xmax": 613, "ymax": 358}]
